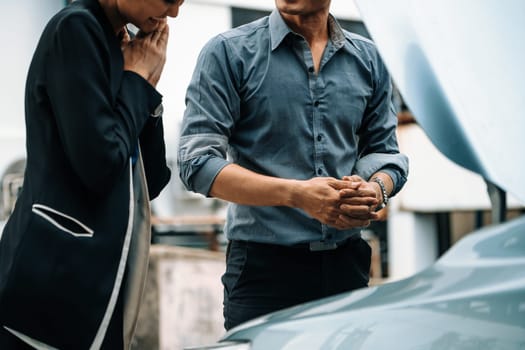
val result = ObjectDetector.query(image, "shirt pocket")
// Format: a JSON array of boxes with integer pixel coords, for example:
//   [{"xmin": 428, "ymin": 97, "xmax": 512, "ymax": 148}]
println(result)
[{"xmin": 31, "ymin": 204, "xmax": 94, "ymax": 238}]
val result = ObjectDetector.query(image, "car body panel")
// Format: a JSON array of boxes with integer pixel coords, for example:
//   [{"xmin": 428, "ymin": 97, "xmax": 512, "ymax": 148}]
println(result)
[{"xmin": 223, "ymin": 215, "xmax": 525, "ymax": 349}]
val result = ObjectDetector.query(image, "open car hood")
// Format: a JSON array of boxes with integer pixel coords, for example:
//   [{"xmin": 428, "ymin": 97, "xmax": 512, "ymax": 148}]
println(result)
[{"xmin": 355, "ymin": 0, "xmax": 525, "ymax": 203}]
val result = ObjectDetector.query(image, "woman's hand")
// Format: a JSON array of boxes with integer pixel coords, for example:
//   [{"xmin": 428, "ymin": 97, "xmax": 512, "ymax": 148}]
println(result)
[{"xmin": 121, "ymin": 20, "xmax": 169, "ymax": 87}]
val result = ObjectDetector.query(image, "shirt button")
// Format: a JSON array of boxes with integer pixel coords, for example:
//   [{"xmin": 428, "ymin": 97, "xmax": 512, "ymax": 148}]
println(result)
[
  {"xmin": 317, "ymin": 134, "xmax": 322, "ymax": 142},
  {"xmin": 308, "ymin": 67, "xmax": 314, "ymax": 73},
  {"xmin": 314, "ymin": 101, "xmax": 320, "ymax": 107},
  {"xmin": 317, "ymin": 168, "xmax": 323, "ymax": 175}
]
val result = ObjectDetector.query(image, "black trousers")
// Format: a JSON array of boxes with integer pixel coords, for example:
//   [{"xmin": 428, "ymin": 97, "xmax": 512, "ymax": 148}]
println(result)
[{"xmin": 222, "ymin": 237, "xmax": 371, "ymax": 330}]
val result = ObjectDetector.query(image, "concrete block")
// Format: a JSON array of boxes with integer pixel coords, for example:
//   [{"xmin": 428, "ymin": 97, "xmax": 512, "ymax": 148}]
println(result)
[{"xmin": 131, "ymin": 245, "xmax": 226, "ymax": 350}]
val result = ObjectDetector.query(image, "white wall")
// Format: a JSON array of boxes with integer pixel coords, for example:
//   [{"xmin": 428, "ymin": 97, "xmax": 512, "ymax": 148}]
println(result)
[
  {"xmin": 158, "ymin": 2, "xmax": 232, "ymax": 161},
  {"xmin": 1, "ymin": 0, "xmax": 63, "ymax": 135},
  {"xmin": 0, "ymin": 0, "xmax": 63, "ymax": 204}
]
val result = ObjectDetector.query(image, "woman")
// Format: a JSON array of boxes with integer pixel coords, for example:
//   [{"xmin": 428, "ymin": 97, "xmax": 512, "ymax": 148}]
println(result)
[{"xmin": 0, "ymin": 0, "xmax": 183, "ymax": 348}]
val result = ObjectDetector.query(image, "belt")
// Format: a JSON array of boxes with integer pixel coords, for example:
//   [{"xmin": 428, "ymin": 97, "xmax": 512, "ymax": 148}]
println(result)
[
  {"xmin": 308, "ymin": 241, "xmax": 339, "ymax": 251},
  {"xmin": 292, "ymin": 235, "xmax": 360, "ymax": 252},
  {"xmin": 229, "ymin": 236, "xmax": 360, "ymax": 253}
]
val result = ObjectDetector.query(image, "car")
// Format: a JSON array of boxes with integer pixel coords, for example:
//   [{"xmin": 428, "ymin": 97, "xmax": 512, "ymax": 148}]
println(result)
[
  {"xmin": 192, "ymin": 214, "xmax": 525, "ymax": 349},
  {"xmin": 186, "ymin": 1, "xmax": 525, "ymax": 349}
]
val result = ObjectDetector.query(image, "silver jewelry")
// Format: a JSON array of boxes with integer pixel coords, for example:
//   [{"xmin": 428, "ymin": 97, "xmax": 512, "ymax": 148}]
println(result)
[{"xmin": 371, "ymin": 177, "xmax": 388, "ymax": 211}]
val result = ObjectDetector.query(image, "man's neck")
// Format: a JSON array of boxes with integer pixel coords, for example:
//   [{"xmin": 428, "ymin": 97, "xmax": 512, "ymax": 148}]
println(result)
[
  {"xmin": 281, "ymin": 10, "xmax": 330, "ymax": 73},
  {"xmin": 280, "ymin": 10, "xmax": 329, "ymax": 47}
]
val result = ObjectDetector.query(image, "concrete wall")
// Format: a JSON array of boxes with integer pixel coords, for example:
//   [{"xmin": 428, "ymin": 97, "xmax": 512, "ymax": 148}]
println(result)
[{"xmin": 132, "ymin": 245, "xmax": 226, "ymax": 350}]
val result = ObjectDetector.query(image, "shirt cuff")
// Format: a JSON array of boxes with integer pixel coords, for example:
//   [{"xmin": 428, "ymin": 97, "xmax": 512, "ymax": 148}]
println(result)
[
  {"xmin": 376, "ymin": 167, "xmax": 405, "ymax": 196},
  {"xmin": 353, "ymin": 153, "xmax": 409, "ymax": 197},
  {"xmin": 190, "ymin": 156, "xmax": 231, "ymax": 196}
]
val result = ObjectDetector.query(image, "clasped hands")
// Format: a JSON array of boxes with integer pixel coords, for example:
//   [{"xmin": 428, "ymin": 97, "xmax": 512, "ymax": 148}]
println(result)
[
  {"xmin": 119, "ymin": 20, "xmax": 169, "ymax": 87},
  {"xmin": 298, "ymin": 175, "xmax": 381, "ymax": 231}
]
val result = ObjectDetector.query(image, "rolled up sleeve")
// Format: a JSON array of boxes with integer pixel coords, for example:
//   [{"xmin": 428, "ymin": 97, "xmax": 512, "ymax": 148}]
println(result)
[
  {"xmin": 353, "ymin": 48, "xmax": 409, "ymax": 196},
  {"xmin": 178, "ymin": 134, "xmax": 231, "ymax": 195},
  {"xmin": 177, "ymin": 36, "xmax": 240, "ymax": 196},
  {"xmin": 353, "ymin": 153, "xmax": 408, "ymax": 196}
]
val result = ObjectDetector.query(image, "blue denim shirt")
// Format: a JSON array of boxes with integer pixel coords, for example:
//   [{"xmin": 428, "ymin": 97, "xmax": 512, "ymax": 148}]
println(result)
[{"xmin": 178, "ymin": 10, "xmax": 408, "ymax": 246}]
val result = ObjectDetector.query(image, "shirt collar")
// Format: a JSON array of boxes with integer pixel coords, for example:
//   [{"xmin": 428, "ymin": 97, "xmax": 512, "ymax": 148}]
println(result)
[
  {"xmin": 329, "ymin": 14, "xmax": 362, "ymax": 52},
  {"xmin": 269, "ymin": 10, "xmax": 292, "ymax": 51},
  {"xmin": 270, "ymin": 10, "xmax": 361, "ymax": 52}
]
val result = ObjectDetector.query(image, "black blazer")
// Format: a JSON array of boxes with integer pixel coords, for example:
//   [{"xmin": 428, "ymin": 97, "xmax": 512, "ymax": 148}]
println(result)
[{"xmin": 0, "ymin": 0, "xmax": 170, "ymax": 348}]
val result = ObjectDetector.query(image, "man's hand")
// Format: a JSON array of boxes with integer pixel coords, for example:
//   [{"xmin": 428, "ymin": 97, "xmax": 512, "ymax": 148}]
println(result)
[
  {"xmin": 294, "ymin": 176, "xmax": 378, "ymax": 230},
  {"xmin": 333, "ymin": 175, "xmax": 380, "ymax": 229}
]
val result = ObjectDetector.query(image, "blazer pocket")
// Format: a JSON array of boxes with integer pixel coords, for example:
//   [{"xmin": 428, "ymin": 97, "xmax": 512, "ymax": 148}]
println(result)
[{"xmin": 31, "ymin": 203, "xmax": 94, "ymax": 238}]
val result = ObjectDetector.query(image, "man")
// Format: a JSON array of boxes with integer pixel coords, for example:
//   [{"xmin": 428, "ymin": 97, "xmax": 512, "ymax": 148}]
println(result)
[
  {"xmin": 178, "ymin": 0, "xmax": 408, "ymax": 330},
  {"xmin": 0, "ymin": 0, "xmax": 183, "ymax": 348}
]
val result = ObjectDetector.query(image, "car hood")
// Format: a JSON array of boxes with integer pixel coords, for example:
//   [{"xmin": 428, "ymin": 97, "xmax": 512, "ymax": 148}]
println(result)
[
  {"xmin": 355, "ymin": 0, "xmax": 525, "ymax": 203},
  {"xmin": 224, "ymin": 215, "xmax": 525, "ymax": 349}
]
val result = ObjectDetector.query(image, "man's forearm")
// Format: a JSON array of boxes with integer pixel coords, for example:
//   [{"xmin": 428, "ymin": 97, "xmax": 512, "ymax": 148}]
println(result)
[
  {"xmin": 209, "ymin": 163, "xmax": 298, "ymax": 207},
  {"xmin": 211, "ymin": 164, "xmax": 379, "ymax": 229}
]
